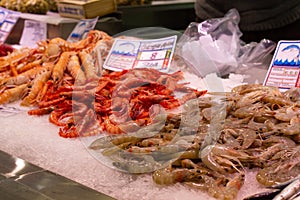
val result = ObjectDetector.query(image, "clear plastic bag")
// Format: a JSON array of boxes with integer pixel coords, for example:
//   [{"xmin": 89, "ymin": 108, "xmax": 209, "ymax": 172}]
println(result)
[{"xmin": 177, "ymin": 8, "xmax": 276, "ymax": 77}]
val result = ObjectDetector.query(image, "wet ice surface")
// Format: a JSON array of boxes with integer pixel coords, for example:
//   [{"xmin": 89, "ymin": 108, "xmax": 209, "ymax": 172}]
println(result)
[
  {"xmin": 0, "ymin": 109, "xmax": 269, "ymax": 200},
  {"xmin": 0, "ymin": 109, "xmax": 214, "ymax": 200},
  {"xmin": 0, "ymin": 72, "xmax": 269, "ymax": 200}
]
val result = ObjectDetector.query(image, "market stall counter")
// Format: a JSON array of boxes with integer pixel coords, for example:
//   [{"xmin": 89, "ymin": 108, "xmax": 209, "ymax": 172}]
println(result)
[
  {"xmin": 0, "ymin": 64, "xmax": 279, "ymax": 200},
  {"xmin": 0, "ymin": 150, "xmax": 115, "ymax": 200},
  {"xmin": 0, "ymin": 27, "xmax": 277, "ymax": 199},
  {"xmin": 0, "ymin": 9, "xmax": 299, "ymax": 200}
]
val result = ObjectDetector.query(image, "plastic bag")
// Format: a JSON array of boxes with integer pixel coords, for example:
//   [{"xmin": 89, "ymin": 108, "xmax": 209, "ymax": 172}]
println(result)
[{"xmin": 177, "ymin": 8, "xmax": 276, "ymax": 77}]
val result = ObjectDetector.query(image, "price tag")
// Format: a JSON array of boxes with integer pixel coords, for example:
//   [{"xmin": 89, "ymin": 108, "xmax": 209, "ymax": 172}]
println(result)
[
  {"xmin": 19, "ymin": 20, "xmax": 47, "ymax": 47},
  {"xmin": 264, "ymin": 41, "xmax": 300, "ymax": 90},
  {"xmin": 67, "ymin": 16, "xmax": 99, "ymax": 43},
  {"xmin": 0, "ymin": 7, "xmax": 20, "ymax": 43},
  {"xmin": 104, "ymin": 35, "xmax": 177, "ymax": 72}
]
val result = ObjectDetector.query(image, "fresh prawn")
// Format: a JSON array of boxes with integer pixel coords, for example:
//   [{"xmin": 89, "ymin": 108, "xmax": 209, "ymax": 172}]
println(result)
[
  {"xmin": 78, "ymin": 50, "xmax": 98, "ymax": 80},
  {"xmin": 200, "ymin": 144, "xmax": 252, "ymax": 174},
  {"xmin": 274, "ymin": 106, "xmax": 300, "ymax": 122},
  {"xmin": 17, "ymin": 59, "xmax": 42, "ymax": 73},
  {"xmin": 67, "ymin": 54, "xmax": 86, "ymax": 85},
  {"xmin": 9, "ymin": 64, "xmax": 18, "ymax": 76},
  {"xmin": 52, "ymin": 51, "xmax": 72, "ymax": 83},
  {"xmin": 152, "ymin": 167, "xmax": 204, "ymax": 185},
  {"xmin": 21, "ymin": 68, "xmax": 52, "ymax": 106},
  {"xmin": 256, "ymin": 146, "xmax": 300, "ymax": 187},
  {"xmin": 89, "ymin": 135, "xmax": 142, "ymax": 150},
  {"xmin": 103, "ymin": 118, "xmax": 123, "ymax": 134},
  {"xmin": 0, "ymin": 66, "xmax": 43, "ymax": 86},
  {"xmin": 262, "ymin": 95, "xmax": 294, "ymax": 107},
  {"xmin": 28, "ymin": 106, "xmax": 55, "ymax": 115},
  {"xmin": 0, "ymin": 83, "xmax": 28, "ymax": 104}
]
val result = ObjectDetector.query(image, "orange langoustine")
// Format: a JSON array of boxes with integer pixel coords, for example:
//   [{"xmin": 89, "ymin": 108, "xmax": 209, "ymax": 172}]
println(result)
[
  {"xmin": 0, "ymin": 30, "xmax": 112, "ymax": 107},
  {"xmin": 0, "ymin": 29, "xmax": 207, "ymax": 138}
]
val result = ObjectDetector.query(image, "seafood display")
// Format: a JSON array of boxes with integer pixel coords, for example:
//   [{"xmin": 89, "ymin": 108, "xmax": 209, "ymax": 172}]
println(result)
[
  {"xmin": 30, "ymin": 67, "xmax": 206, "ymax": 138},
  {"xmin": 0, "ymin": 30, "xmax": 108, "ymax": 129},
  {"xmin": 0, "ymin": 29, "xmax": 207, "ymax": 138},
  {"xmin": 0, "ymin": 29, "xmax": 299, "ymax": 200},
  {"xmin": 89, "ymin": 84, "xmax": 300, "ymax": 200}
]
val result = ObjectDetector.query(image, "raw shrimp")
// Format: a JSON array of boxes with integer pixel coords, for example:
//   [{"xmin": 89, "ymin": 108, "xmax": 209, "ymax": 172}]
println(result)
[
  {"xmin": 0, "ymin": 66, "xmax": 43, "ymax": 86},
  {"xmin": 0, "ymin": 83, "xmax": 28, "ymax": 104},
  {"xmin": 256, "ymin": 146, "xmax": 300, "ymax": 186},
  {"xmin": 112, "ymin": 154, "xmax": 160, "ymax": 173},
  {"xmin": 152, "ymin": 167, "xmax": 204, "ymax": 185},
  {"xmin": 79, "ymin": 50, "xmax": 98, "ymax": 80},
  {"xmin": 283, "ymin": 87, "xmax": 300, "ymax": 102},
  {"xmin": 274, "ymin": 106, "xmax": 300, "ymax": 122},
  {"xmin": 67, "ymin": 54, "xmax": 86, "ymax": 85},
  {"xmin": 21, "ymin": 68, "xmax": 51, "ymax": 106},
  {"xmin": 17, "ymin": 59, "xmax": 42, "ymax": 73},
  {"xmin": 232, "ymin": 84, "xmax": 282, "ymax": 96},
  {"xmin": 262, "ymin": 95, "xmax": 294, "ymax": 107},
  {"xmin": 103, "ymin": 118, "xmax": 123, "ymax": 134},
  {"xmin": 235, "ymin": 90, "xmax": 268, "ymax": 109},
  {"xmin": 52, "ymin": 51, "xmax": 72, "ymax": 83},
  {"xmin": 89, "ymin": 135, "xmax": 142, "ymax": 150},
  {"xmin": 200, "ymin": 144, "xmax": 252, "ymax": 173}
]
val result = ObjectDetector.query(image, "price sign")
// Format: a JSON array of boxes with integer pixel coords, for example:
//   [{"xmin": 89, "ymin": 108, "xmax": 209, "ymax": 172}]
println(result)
[
  {"xmin": 19, "ymin": 20, "xmax": 47, "ymax": 47},
  {"xmin": 264, "ymin": 41, "xmax": 300, "ymax": 90},
  {"xmin": 104, "ymin": 35, "xmax": 177, "ymax": 72},
  {"xmin": 0, "ymin": 7, "xmax": 20, "ymax": 43},
  {"xmin": 67, "ymin": 16, "xmax": 99, "ymax": 43}
]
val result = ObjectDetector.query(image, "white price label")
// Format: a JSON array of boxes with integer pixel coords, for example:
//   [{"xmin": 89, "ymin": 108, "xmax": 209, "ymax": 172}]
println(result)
[
  {"xmin": 104, "ymin": 35, "xmax": 177, "ymax": 72},
  {"xmin": 264, "ymin": 40, "xmax": 300, "ymax": 90},
  {"xmin": 19, "ymin": 20, "xmax": 47, "ymax": 47},
  {"xmin": 67, "ymin": 16, "xmax": 99, "ymax": 43},
  {"xmin": 0, "ymin": 7, "xmax": 20, "ymax": 43}
]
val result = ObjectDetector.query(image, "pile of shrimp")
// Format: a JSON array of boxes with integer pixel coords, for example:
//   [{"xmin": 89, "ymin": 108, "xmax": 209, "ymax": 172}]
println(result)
[
  {"xmin": 29, "ymin": 67, "xmax": 207, "ymax": 138},
  {"xmin": 0, "ymin": 30, "xmax": 207, "ymax": 138},
  {"xmin": 0, "ymin": 29, "xmax": 113, "ymax": 106},
  {"xmin": 1, "ymin": 30, "xmax": 299, "ymax": 199},
  {"xmin": 89, "ymin": 84, "xmax": 300, "ymax": 200}
]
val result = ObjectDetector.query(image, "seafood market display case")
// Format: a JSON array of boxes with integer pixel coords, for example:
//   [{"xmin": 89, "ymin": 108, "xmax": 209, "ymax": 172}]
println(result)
[{"xmin": 0, "ymin": 4, "xmax": 300, "ymax": 200}]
